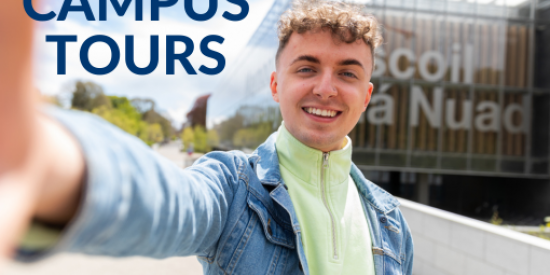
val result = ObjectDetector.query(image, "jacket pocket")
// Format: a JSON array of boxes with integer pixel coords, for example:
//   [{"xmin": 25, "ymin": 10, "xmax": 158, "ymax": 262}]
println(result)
[
  {"xmin": 246, "ymin": 194, "xmax": 295, "ymax": 249},
  {"xmin": 216, "ymin": 193, "xmax": 295, "ymax": 274},
  {"xmin": 373, "ymin": 247, "xmax": 404, "ymax": 275}
]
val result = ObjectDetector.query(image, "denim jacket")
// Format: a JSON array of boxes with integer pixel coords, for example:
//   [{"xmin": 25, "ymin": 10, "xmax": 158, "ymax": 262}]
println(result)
[{"xmin": 25, "ymin": 108, "xmax": 413, "ymax": 275}]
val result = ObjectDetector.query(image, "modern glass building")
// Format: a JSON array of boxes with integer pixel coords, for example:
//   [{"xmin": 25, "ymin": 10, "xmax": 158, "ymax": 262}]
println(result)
[{"xmin": 208, "ymin": 0, "xmax": 550, "ymax": 224}]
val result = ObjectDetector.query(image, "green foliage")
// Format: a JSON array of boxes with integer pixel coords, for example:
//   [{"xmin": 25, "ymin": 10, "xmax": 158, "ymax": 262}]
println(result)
[
  {"xmin": 132, "ymin": 98, "xmax": 174, "ymax": 139},
  {"xmin": 143, "ymin": 110, "xmax": 174, "ymax": 139},
  {"xmin": 213, "ymin": 105, "xmax": 280, "ymax": 150},
  {"xmin": 181, "ymin": 127, "xmax": 194, "ymax": 150},
  {"xmin": 140, "ymin": 123, "xmax": 164, "ymax": 145},
  {"xmin": 207, "ymin": 129, "xmax": 220, "ymax": 149},
  {"xmin": 71, "ymin": 81, "xmax": 111, "ymax": 111},
  {"xmin": 71, "ymin": 81, "xmax": 173, "ymax": 146},
  {"xmin": 92, "ymin": 105, "xmax": 142, "ymax": 136},
  {"xmin": 217, "ymin": 112, "xmax": 244, "ymax": 143},
  {"xmin": 489, "ymin": 211, "xmax": 503, "ymax": 226},
  {"xmin": 232, "ymin": 122, "xmax": 273, "ymax": 149},
  {"xmin": 521, "ymin": 226, "xmax": 550, "ymax": 241},
  {"xmin": 193, "ymin": 125, "xmax": 210, "ymax": 153}
]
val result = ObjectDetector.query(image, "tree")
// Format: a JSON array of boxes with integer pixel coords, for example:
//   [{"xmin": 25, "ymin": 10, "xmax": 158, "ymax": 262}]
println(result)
[
  {"xmin": 181, "ymin": 127, "xmax": 195, "ymax": 150},
  {"xmin": 138, "ymin": 123, "xmax": 164, "ymax": 146},
  {"xmin": 132, "ymin": 98, "xmax": 175, "ymax": 140},
  {"xmin": 70, "ymin": 81, "xmax": 173, "ymax": 146},
  {"xmin": 193, "ymin": 125, "xmax": 209, "ymax": 153},
  {"xmin": 92, "ymin": 96, "xmax": 166, "ymax": 146},
  {"xmin": 71, "ymin": 81, "xmax": 110, "ymax": 111},
  {"xmin": 142, "ymin": 109, "xmax": 174, "ymax": 140},
  {"xmin": 216, "ymin": 112, "xmax": 244, "ymax": 143},
  {"xmin": 92, "ymin": 105, "xmax": 141, "ymax": 136},
  {"xmin": 232, "ymin": 122, "xmax": 273, "ymax": 149},
  {"xmin": 207, "ymin": 129, "xmax": 220, "ymax": 149},
  {"xmin": 130, "ymin": 98, "xmax": 155, "ymax": 113}
]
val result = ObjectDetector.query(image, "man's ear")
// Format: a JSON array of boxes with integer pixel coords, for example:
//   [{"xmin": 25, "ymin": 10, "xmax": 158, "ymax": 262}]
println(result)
[
  {"xmin": 363, "ymin": 82, "xmax": 374, "ymax": 111},
  {"xmin": 270, "ymin": 72, "xmax": 279, "ymax": 103}
]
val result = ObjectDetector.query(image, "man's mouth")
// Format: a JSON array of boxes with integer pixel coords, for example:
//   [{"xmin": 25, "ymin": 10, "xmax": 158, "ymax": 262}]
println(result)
[{"xmin": 303, "ymin": 107, "xmax": 340, "ymax": 118}]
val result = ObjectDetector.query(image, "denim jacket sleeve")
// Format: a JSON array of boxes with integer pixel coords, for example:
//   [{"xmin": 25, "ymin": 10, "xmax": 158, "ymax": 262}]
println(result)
[
  {"xmin": 400, "ymin": 209, "xmax": 414, "ymax": 275},
  {"xmin": 21, "ymin": 108, "xmax": 244, "ymax": 260}
]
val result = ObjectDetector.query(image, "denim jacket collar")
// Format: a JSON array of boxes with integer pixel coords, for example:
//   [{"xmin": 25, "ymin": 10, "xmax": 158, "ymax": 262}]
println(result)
[
  {"xmin": 252, "ymin": 133, "xmax": 282, "ymax": 186},
  {"xmin": 250, "ymin": 133, "xmax": 300, "ymax": 231},
  {"xmin": 250, "ymin": 131, "xmax": 400, "ymax": 221}
]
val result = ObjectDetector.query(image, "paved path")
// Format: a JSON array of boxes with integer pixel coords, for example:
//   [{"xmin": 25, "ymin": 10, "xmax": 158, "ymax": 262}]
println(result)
[
  {"xmin": 6, "ymin": 141, "xmax": 205, "ymax": 275},
  {"xmin": 153, "ymin": 141, "xmax": 203, "ymax": 169},
  {"xmin": 6, "ymin": 255, "xmax": 203, "ymax": 275}
]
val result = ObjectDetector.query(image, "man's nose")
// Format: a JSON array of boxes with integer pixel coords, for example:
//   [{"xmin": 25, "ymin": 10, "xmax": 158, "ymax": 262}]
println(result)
[{"xmin": 313, "ymin": 71, "xmax": 337, "ymax": 99}]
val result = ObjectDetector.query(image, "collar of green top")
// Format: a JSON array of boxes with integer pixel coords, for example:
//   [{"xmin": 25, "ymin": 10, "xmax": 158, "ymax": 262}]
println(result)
[{"xmin": 275, "ymin": 122, "xmax": 352, "ymax": 186}]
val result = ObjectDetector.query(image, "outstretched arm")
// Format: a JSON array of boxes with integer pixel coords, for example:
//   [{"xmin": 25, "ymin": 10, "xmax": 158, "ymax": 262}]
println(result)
[{"xmin": 0, "ymin": 1, "xmax": 241, "ymax": 264}]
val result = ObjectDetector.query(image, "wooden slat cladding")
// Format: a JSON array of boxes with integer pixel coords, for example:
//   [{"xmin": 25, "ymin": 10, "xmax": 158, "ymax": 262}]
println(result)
[
  {"xmin": 504, "ymin": 25, "xmax": 528, "ymax": 87},
  {"xmin": 400, "ymin": 16, "xmax": 414, "ymax": 151},
  {"xmin": 399, "ymin": 84, "xmax": 409, "ymax": 150},
  {"xmin": 514, "ymin": 94, "xmax": 524, "ymax": 156},
  {"xmin": 385, "ymin": 15, "xmax": 412, "ymax": 150},
  {"xmin": 457, "ymin": 90, "xmax": 468, "ymax": 153},
  {"xmin": 386, "ymin": 15, "xmax": 402, "ymax": 149},
  {"xmin": 415, "ymin": 18, "xmax": 430, "ymax": 151},
  {"xmin": 506, "ymin": 26, "xmax": 518, "ymax": 87},
  {"xmin": 428, "ymin": 18, "xmax": 440, "ymax": 152},
  {"xmin": 388, "ymin": 85, "xmax": 398, "ymax": 149},
  {"xmin": 502, "ymin": 25, "xmax": 529, "ymax": 156},
  {"xmin": 491, "ymin": 24, "xmax": 500, "ymax": 85},
  {"xmin": 357, "ymin": 14, "xmax": 530, "ymax": 159},
  {"xmin": 502, "ymin": 93, "xmax": 525, "ymax": 156},
  {"xmin": 383, "ymin": 14, "xmax": 406, "ymax": 151}
]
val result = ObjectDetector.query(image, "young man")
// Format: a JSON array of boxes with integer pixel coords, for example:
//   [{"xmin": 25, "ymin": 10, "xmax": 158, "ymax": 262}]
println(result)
[{"xmin": 0, "ymin": 0, "xmax": 413, "ymax": 274}]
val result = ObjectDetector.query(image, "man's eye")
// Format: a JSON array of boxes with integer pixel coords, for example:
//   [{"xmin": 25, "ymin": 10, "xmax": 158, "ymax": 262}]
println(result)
[
  {"xmin": 298, "ymin": 68, "xmax": 313, "ymax": 73},
  {"xmin": 343, "ymin": 72, "xmax": 357, "ymax": 78}
]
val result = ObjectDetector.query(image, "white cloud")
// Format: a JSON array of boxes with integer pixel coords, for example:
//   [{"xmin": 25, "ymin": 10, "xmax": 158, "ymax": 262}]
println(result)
[{"xmin": 166, "ymin": 104, "xmax": 190, "ymax": 129}]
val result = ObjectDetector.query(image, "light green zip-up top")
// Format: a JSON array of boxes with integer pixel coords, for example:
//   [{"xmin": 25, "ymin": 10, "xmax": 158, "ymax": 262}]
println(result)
[{"xmin": 275, "ymin": 124, "xmax": 375, "ymax": 275}]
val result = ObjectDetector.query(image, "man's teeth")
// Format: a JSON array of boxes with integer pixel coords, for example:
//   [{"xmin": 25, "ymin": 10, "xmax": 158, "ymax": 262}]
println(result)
[{"xmin": 306, "ymin": 107, "xmax": 337, "ymax": 118}]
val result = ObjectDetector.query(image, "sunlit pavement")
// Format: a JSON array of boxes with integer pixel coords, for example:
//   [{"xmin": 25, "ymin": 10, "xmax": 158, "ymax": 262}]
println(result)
[
  {"xmin": 154, "ymin": 141, "xmax": 204, "ymax": 168},
  {"xmin": 5, "ymin": 141, "xmax": 205, "ymax": 275},
  {"xmin": 6, "ymin": 255, "xmax": 203, "ymax": 275}
]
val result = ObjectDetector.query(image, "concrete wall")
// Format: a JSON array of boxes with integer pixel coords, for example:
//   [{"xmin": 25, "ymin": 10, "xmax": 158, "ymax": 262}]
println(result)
[{"xmin": 398, "ymin": 198, "xmax": 550, "ymax": 275}]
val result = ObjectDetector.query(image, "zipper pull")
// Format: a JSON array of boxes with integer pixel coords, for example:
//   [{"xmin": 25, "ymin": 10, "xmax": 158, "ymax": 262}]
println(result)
[{"xmin": 323, "ymin": 152, "xmax": 330, "ymax": 168}]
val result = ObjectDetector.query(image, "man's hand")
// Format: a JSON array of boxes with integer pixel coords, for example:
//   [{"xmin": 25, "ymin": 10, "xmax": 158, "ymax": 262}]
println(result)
[
  {"xmin": 0, "ymin": 0, "xmax": 85, "ymax": 265},
  {"xmin": 0, "ymin": 0, "xmax": 40, "ymax": 261}
]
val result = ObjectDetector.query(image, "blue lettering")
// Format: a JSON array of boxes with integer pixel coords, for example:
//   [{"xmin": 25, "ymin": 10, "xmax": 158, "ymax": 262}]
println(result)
[
  {"xmin": 199, "ymin": 35, "xmax": 225, "ymax": 75},
  {"xmin": 151, "ymin": 0, "xmax": 177, "ymax": 21},
  {"xmin": 126, "ymin": 35, "xmax": 159, "ymax": 75},
  {"xmin": 80, "ymin": 35, "xmax": 120, "ymax": 75},
  {"xmin": 223, "ymin": 0, "xmax": 248, "ymax": 21},
  {"xmin": 58, "ymin": 0, "xmax": 95, "ymax": 21},
  {"xmin": 100, "ymin": 0, "xmax": 142, "ymax": 21},
  {"xmin": 184, "ymin": 0, "xmax": 217, "ymax": 22},
  {"xmin": 166, "ymin": 36, "xmax": 196, "ymax": 75},
  {"xmin": 46, "ymin": 35, "xmax": 77, "ymax": 75},
  {"xmin": 24, "ymin": 0, "xmax": 56, "ymax": 21}
]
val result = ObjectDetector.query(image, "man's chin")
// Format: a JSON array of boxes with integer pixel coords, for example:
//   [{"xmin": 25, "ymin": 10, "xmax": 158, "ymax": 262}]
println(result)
[{"xmin": 295, "ymin": 130, "xmax": 344, "ymax": 151}]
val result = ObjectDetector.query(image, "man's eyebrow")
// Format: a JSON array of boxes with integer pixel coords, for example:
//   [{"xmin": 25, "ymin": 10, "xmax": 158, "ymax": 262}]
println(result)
[
  {"xmin": 290, "ymin": 55, "xmax": 320, "ymax": 65},
  {"xmin": 339, "ymin": 59, "xmax": 365, "ymax": 70}
]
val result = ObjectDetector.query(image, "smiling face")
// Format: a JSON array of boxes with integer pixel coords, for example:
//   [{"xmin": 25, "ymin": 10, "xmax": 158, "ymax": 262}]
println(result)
[{"xmin": 270, "ymin": 29, "xmax": 374, "ymax": 152}]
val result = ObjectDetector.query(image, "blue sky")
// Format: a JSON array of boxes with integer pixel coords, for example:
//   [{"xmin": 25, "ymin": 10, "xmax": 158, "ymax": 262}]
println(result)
[{"xmin": 33, "ymin": 0, "xmax": 276, "ymax": 127}]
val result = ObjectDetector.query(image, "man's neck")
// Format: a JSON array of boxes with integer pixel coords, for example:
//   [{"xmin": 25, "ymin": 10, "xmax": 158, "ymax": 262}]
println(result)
[{"xmin": 275, "ymin": 123, "xmax": 353, "ymax": 184}]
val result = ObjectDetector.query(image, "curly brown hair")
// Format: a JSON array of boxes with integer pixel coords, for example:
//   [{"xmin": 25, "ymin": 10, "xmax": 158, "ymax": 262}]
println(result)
[{"xmin": 276, "ymin": 0, "xmax": 382, "ymax": 68}]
